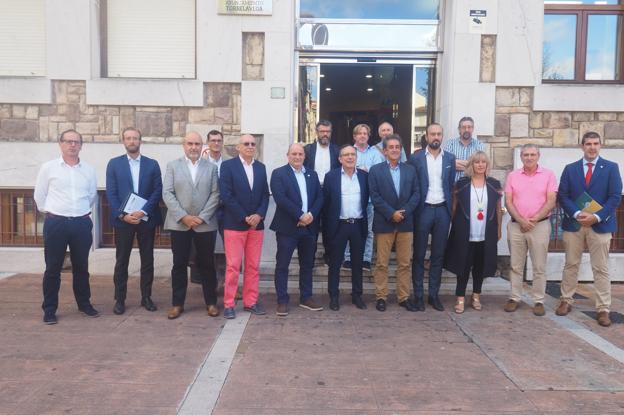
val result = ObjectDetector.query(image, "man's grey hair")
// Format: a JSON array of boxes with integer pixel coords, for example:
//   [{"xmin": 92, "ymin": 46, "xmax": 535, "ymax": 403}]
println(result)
[{"xmin": 520, "ymin": 143, "xmax": 540, "ymax": 155}]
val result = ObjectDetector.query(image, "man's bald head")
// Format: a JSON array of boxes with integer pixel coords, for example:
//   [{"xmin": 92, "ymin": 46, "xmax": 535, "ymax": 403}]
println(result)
[{"xmin": 183, "ymin": 131, "xmax": 203, "ymax": 161}]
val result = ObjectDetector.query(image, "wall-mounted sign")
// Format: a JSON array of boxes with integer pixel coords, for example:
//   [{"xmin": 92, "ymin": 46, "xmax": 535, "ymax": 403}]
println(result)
[
  {"xmin": 469, "ymin": 9, "xmax": 487, "ymax": 34},
  {"xmin": 217, "ymin": 0, "xmax": 272, "ymax": 15}
]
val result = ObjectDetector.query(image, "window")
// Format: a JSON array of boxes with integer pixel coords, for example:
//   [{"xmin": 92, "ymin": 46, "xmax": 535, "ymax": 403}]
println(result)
[
  {"xmin": 543, "ymin": 1, "xmax": 624, "ymax": 82},
  {"xmin": 103, "ymin": 0, "xmax": 196, "ymax": 79},
  {"xmin": 0, "ymin": 0, "xmax": 46, "ymax": 77},
  {"xmin": 0, "ymin": 190, "xmax": 44, "ymax": 246},
  {"xmin": 300, "ymin": 0, "xmax": 440, "ymax": 19}
]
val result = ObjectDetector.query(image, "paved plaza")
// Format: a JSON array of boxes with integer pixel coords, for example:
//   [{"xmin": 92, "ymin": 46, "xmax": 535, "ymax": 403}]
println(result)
[{"xmin": 1, "ymin": 272, "xmax": 624, "ymax": 414}]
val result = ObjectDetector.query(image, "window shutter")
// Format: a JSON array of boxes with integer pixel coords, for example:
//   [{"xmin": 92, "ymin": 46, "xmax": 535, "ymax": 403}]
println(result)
[
  {"xmin": 0, "ymin": 0, "xmax": 46, "ymax": 77},
  {"xmin": 106, "ymin": 0, "xmax": 195, "ymax": 79}
]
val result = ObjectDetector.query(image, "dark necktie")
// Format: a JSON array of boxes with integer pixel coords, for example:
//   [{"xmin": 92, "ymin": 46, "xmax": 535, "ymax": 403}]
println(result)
[{"xmin": 585, "ymin": 162, "xmax": 593, "ymax": 188}]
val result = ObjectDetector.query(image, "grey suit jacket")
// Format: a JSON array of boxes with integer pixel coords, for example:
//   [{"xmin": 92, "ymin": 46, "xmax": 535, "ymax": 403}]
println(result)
[{"xmin": 163, "ymin": 157, "xmax": 220, "ymax": 232}]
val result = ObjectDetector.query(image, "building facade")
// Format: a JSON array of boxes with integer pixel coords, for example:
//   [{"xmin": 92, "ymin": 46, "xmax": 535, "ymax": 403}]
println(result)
[{"xmin": 0, "ymin": 0, "xmax": 622, "ymax": 279}]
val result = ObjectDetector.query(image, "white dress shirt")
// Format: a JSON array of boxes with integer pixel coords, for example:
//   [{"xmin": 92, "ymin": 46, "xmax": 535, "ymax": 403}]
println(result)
[
  {"xmin": 185, "ymin": 156, "xmax": 200, "ymax": 184},
  {"xmin": 340, "ymin": 169, "xmax": 363, "ymax": 219},
  {"xmin": 34, "ymin": 158, "xmax": 97, "ymax": 216},
  {"xmin": 425, "ymin": 149, "xmax": 445, "ymax": 204},
  {"xmin": 291, "ymin": 165, "xmax": 308, "ymax": 213},
  {"xmin": 240, "ymin": 155, "xmax": 254, "ymax": 189},
  {"xmin": 314, "ymin": 143, "xmax": 331, "ymax": 185},
  {"xmin": 128, "ymin": 154, "xmax": 141, "ymax": 194},
  {"xmin": 207, "ymin": 154, "xmax": 223, "ymax": 177}
]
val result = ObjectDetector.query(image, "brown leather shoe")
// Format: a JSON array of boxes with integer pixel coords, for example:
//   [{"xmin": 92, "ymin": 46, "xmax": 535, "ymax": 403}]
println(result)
[
  {"xmin": 299, "ymin": 298, "xmax": 323, "ymax": 311},
  {"xmin": 504, "ymin": 299, "xmax": 519, "ymax": 312},
  {"xmin": 276, "ymin": 303, "xmax": 289, "ymax": 316},
  {"xmin": 533, "ymin": 303, "xmax": 545, "ymax": 316},
  {"xmin": 207, "ymin": 304, "xmax": 220, "ymax": 317},
  {"xmin": 555, "ymin": 301, "xmax": 571, "ymax": 316},
  {"xmin": 167, "ymin": 306, "xmax": 184, "ymax": 320},
  {"xmin": 597, "ymin": 310, "xmax": 612, "ymax": 327}
]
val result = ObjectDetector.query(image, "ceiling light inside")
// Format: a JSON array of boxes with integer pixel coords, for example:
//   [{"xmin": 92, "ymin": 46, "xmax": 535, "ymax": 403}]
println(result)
[
  {"xmin": 365, "ymin": 74, "xmax": 373, "ymax": 78},
  {"xmin": 325, "ymin": 87, "xmax": 332, "ymax": 91},
  {"xmin": 366, "ymin": 88, "xmax": 374, "ymax": 92}
]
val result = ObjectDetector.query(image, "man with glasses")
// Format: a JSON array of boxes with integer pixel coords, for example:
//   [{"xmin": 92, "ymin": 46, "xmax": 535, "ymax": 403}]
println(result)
[
  {"xmin": 220, "ymin": 135, "xmax": 270, "ymax": 319},
  {"xmin": 35, "ymin": 129, "xmax": 98, "ymax": 324},
  {"xmin": 443, "ymin": 116, "xmax": 484, "ymax": 182}
]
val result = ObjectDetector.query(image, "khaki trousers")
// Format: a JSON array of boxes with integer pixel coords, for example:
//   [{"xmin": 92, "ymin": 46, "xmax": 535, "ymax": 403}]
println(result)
[
  {"xmin": 373, "ymin": 231, "xmax": 412, "ymax": 302},
  {"xmin": 507, "ymin": 220, "xmax": 550, "ymax": 303},
  {"xmin": 561, "ymin": 227, "xmax": 612, "ymax": 311}
]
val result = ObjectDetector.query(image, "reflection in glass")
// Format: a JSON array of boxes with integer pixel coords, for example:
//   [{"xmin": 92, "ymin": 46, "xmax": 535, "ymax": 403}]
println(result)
[
  {"xmin": 300, "ymin": 0, "xmax": 440, "ymax": 20},
  {"xmin": 298, "ymin": 65, "xmax": 319, "ymax": 144},
  {"xmin": 544, "ymin": 1, "xmax": 620, "ymax": 4},
  {"xmin": 586, "ymin": 14, "xmax": 621, "ymax": 80},
  {"xmin": 412, "ymin": 67, "xmax": 431, "ymax": 150},
  {"xmin": 542, "ymin": 14, "xmax": 577, "ymax": 80}
]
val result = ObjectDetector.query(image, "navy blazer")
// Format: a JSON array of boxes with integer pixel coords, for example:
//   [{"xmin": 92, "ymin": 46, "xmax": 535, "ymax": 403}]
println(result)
[
  {"xmin": 322, "ymin": 167, "xmax": 369, "ymax": 240},
  {"xmin": 105, "ymin": 154, "xmax": 163, "ymax": 228},
  {"xmin": 270, "ymin": 164, "xmax": 324, "ymax": 236},
  {"xmin": 558, "ymin": 157, "xmax": 622, "ymax": 233},
  {"xmin": 219, "ymin": 157, "xmax": 270, "ymax": 231},
  {"xmin": 368, "ymin": 162, "xmax": 420, "ymax": 233},
  {"xmin": 303, "ymin": 142, "xmax": 340, "ymax": 173},
  {"xmin": 408, "ymin": 150, "xmax": 456, "ymax": 218}
]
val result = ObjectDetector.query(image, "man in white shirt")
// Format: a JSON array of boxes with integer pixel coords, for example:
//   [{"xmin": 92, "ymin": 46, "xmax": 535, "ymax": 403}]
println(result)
[{"xmin": 34, "ymin": 129, "xmax": 98, "ymax": 324}]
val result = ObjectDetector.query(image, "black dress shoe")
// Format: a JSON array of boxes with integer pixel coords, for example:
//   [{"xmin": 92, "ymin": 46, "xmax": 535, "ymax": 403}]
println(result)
[
  {"xmin": 428, "ymin": 296, "xmax": 444, "ymax": 311},
  {"xmin": 352, "ymin": 295, "xmax": 367, "ymax": 310},
  {"xmin": 329, "ymin": 297, "xmax": 340, "ymax": 311},
  {"xmin": 375, "ymin": 298, "xmax": 386, "ymax": 312},
  {"xmin": 78, "ymin": 304, "xmax": 100, "ymax": 317},
  {"xmin": 414, "ymin": 297, "xmax": 425, "ymax": 311},
  {"xmin": 399, "ymin": 299, "xmax": 417, "ymax": 312},
  {"xmin": 43, "ymin": 311, "xmax": 57, "ymax": 325},
  {"xmin": 113, "ymin": 301, "xmax": 125, "ymax": 315},
  {"xmin": 141, "ymin": 297, "xmax": 157, "ymax": 312}
]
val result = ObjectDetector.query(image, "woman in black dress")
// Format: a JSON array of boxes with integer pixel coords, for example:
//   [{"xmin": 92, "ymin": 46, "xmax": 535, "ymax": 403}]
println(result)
[{"xmin": 444, "ymin": 151, "xmax": 502, "ymax": 313}]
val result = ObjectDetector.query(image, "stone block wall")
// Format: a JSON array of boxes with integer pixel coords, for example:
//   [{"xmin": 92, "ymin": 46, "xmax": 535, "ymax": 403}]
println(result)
[
  {"xmin": 0, "ymin": 81, "xmax": 251, "ymax": 158},
  {"xmin": 482, "ymin": 87, "xmax": 624, "ymax": 170}
]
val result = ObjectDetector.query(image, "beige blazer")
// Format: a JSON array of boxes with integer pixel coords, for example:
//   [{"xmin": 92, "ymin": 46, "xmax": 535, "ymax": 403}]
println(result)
[{"xmin": 163, "ymin": 157, "xmax": 220, "ymax": 232}]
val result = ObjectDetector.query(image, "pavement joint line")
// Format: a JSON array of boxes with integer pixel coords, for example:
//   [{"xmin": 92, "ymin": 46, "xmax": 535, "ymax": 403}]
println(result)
[
  {"xmin": 0, "ymin": 272, "xmax": 16, "ymax": 281},
  {"xmin": 177, "ymin": 311, "xmax": 251, "ymax": 415},
  {"xmin": 523, "ymin": 294, "xmax": 624, "ymax": 366}
]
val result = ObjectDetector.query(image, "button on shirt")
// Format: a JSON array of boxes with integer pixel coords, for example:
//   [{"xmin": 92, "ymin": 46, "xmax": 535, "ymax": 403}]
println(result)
[
  {"xmin": 291, "ymin": 165, "xmax": 308, "ymax": 213},
  {"xmin": 443, "ymin": 137, "xmax": 484, "ymax": 181},
  {"xmin": 388, "ymin": 162, "xmax": 401, "ymax": 197},
  {"xmin": 240, "ymin": 155, "xmax": 254, "ymax": 189},
  {"xmin": 207, "ymin": 154, "xmax": 223, "ymax": 177},
  {"xmin": 425, "ymin": 150, "xmax": 445, "ymax": 204},
  {"xmin": 314, "ymin": 143, "xmax": 331, "ymax": 185},
  {"xmin": 128, "ymin": 155, "xmax": 141, "ymax": 193},
  {"xmin": 504, "ymin": 165, "xmax": 557, "ymax": 219},
  {"xmin": 185, "ymin": 156, "xmax": 200, "ymax": 184},
  {"xmin": 340, "ymin": 169, "xmax": 363, "ymax": 219},
  {"xmin": 355, "ymin": 145, "xmax": 384, "ymax": 172},
  {"xmin": 34, "ymin": 158, "xmax": 97, "ymax": 217}
]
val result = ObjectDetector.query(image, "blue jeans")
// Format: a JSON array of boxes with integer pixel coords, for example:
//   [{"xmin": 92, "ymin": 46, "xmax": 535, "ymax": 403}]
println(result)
[
  {"xmin": 344, "ymin": 203, "xmax": 374, "ymax": 262},
  {"xmin": 412, "ymin": 205, "xmax": 451, "ymax": 299},
  {"xmin": 274, "ymin": 229, "xmax": 316, "ymax": 304}
]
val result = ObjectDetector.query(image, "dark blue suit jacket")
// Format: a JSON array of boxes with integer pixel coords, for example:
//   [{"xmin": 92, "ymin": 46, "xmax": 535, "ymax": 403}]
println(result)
[
  {"xmin": 270, "ymin": 164, "xmax": 324, "ymax": 236},
  {"xmin": 219, "ymin": 157, "xmax": 270, "ymax": 231},
  {"xmin": 558, "ymin": 157, "xmax": 622, "ymax": 233},
  {"xmin": 303, "ymin": 142, "xmax": 340, "ymax": 173},
  {"xmin": 408, "ymin": 150, "xmax": 456, "ymax": 218},
  {"xmin": 368, "ymin": 162, "xmax": 420, "ymax": 233},
  {"xmin": 322, "ymin": 167, "xmax": 369, "ymax": 240},
  {"xmin": 105, "ymin": 154, "xmax": 163, "ymax": 228}
]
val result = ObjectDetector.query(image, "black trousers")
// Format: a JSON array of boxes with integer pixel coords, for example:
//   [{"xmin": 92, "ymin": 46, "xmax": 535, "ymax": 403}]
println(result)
[
  {"xmin": 170, "ymin": 229, "xmax": 217, "ymax": 307},
  {"xmin": 455, "ymin": 241, "xmax": 485, "ymax": 297},
  {"xmin": 42, "ymin": 215, "xmax": 93, "ymax": 313},
  {"xmin": 328, "ymin": 221, "xmax": 364, "ymax": 298},
  {"xmin": 113, "ymin": 222, "xmax": 156, "ymax": 302}
]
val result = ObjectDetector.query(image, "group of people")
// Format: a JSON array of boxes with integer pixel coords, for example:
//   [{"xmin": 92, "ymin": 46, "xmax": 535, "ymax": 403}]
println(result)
[{"xmin": 34, "ymin": 115, "xmax": 621, "ymax": 327}]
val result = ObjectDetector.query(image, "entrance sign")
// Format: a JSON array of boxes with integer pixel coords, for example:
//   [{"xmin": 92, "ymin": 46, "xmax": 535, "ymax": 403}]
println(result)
[{"xmin": 217, "ymin": 0, "xmax": 272, "ymax": 15}]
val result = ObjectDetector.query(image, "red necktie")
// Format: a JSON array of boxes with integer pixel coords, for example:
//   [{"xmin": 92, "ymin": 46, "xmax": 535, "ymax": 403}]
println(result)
[{"xmin": 585, "ymin": 162, "xmax": 593, "ymax": 187}]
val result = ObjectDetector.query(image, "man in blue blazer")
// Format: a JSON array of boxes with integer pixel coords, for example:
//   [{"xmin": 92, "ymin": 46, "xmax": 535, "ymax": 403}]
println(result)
[
  {"xmin": 556, "ymin": 131, "xmax": 622, "ymax": 327},
  {"xmin": 408, "ymin": 123, "xmax": 456, "ymax": 312},
  {"xmin": 105, "ymin": 127, "xmax": 163, "ymax": 315},
  {"xmin": 303, "ymin": 119, "xmax": 340, "ymax": 265},
  {"xmin": 219, "ymin": 134, "xmax": 270, "ymax": 320},
  {"xmin": 322, "ymin": 145, "xmax": 369, "ymax": 311},
  {"xmin": 369, "ymin": 135, "xmax": 420, "ymax": 312},
  {"xmin": 270, "ymin": 143, "xmax": 324, "ymax": 316}
]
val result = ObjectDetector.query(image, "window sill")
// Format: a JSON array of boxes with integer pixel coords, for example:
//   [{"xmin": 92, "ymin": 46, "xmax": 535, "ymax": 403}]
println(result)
[
  {"xmin": 86, "ymin": 78, "xmax": 204, "ymax": 107},
  {"xmin": 534, "ymin": 83, "xmax": 624, "ymax": 112},
  {"xmin": 0, "ymin": 77, "xmax": 52, "ymax": 104}
]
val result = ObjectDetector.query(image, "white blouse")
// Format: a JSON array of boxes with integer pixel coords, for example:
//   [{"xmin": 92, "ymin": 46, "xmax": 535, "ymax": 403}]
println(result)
[{"xmin": 469, "ymin": 184, "xmax": 488, "ymax": 242}]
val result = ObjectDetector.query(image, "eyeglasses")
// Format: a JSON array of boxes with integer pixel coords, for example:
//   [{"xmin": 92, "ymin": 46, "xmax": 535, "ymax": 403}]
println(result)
[
  {"xmin": 61, "ymin": 140, "xmax": 81, "ymax": 145},
  {"xmin": 241, "ymin": 142, "xmax": 256, "ymax": 147},
  {"xmin": 208, "ymin": 139, "xmax": 223, "ymax": 143}
]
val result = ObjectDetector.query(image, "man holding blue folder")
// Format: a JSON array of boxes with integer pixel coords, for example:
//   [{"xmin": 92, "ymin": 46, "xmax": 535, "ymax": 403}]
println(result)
[{"xmin": 556, "ymin": 131, "xmax": 622, "ymax": 327}]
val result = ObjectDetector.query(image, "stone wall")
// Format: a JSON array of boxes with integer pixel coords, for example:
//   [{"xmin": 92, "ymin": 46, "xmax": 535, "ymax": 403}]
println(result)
[
  {"xmin": 484, "ymin": 87, "xmax": 624, "ymax": 170},
  {"xmin": 0, "ymin": 80, "xmax": 250, "ymax": 158}
]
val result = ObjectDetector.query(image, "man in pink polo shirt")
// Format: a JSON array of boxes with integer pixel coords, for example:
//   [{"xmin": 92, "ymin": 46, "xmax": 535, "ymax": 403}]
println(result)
[{"xmin": 504, "ymin": 144, "xmax": 557, "ymax": 316}]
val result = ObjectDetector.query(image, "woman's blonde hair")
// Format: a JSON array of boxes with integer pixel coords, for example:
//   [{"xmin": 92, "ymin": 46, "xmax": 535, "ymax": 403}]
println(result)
[{"xmin": 464, "ymin": 151, "xmax": 490, "ymax": 177}]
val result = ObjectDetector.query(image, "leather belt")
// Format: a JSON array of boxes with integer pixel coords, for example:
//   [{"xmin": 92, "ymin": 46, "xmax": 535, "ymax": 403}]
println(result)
[
  {"xmin": 511, "ymin": 216, "xmax": 549, "ymax": 223},
  {"xmin": 46, "ymin": 212, "xmax": 91, "ymax": 220},
  {"xmin": 339, "ymin": 218, "xmax": 363, "ymax": 224},
  {"xmin": 424, "ymin": 202, "xmax": 446, "ymax": 208}
]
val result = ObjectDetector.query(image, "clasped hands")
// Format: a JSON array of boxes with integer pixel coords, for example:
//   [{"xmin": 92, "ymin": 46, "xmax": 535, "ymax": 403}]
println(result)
[
  {"xmin": 297, "ymin": 212, "xmax": 314, "ymax": 227},
  {"xmin": 181, "ymin": 214, "xmax": 204, "ymax": 229},
  {"xmin": 391, "ymin": 210, "xmax": 406, "ymax": 223},
  {"xmin": 122, "ymin": 210, "xmax": 145, "ymax": 225}
]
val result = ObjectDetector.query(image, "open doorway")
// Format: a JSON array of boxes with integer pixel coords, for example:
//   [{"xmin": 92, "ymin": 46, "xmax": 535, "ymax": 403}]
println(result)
[{"xmin": 298, "ymin": 61, "xmax": 434, "ymax": 153}]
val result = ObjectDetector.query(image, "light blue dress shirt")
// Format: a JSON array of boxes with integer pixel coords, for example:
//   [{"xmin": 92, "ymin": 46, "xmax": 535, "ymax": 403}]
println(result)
[
  {"xmin": 128, "ymin": 155, "xmax": 141, "ymax": 194},
  {"xmin": 340, "ymin": 169, "xmax": 363, "ymax": 219},
  {"xmin": 291, "ymin": 165, "xmax": 308, "ymax": 213},
  {"xmin": 355, "ymin": 145, "xmax": 384, "ymax": 171},
  {"xmin": 388, "ymin": 162, "xmax": 401, "ymax": 197}
]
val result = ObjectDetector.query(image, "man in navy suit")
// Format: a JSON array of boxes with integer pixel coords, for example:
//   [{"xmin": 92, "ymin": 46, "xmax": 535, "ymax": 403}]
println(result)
[
  {"xmin": 106, "ymin": 127, "xmax": 163, "ymax": 315},
  {"xmin": 323, "ymin": 145, "xmax": 369, "ymax": 311},
  {"xmin": 556, "ymin": 131, "xmax": 622, "ymax": 327},
  {"xmin": 409, "ymin": 123, "xmax": 456, "ymax": 312},
  {"xmin": 304, "ymin": 120, "xmax": 340, "ymax": 265},
  {"xmin": 369, "ymin": 135, "xmax": 420, "ymax": 312},
  {"xmin": 219, "ymin": 134, "xmax": 270, "ymax": 319},
  {"xmin": 270, "ymin": 143, "xmax": 324, "ymax": 316}
]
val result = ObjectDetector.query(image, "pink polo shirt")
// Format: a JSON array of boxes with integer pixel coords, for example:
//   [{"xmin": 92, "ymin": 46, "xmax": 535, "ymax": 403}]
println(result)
[{"xmin": 504, "ymin": 165, "xmax": 558, "ymax": 219}]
